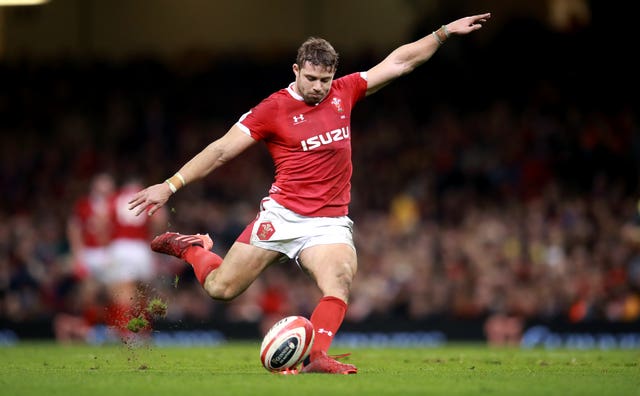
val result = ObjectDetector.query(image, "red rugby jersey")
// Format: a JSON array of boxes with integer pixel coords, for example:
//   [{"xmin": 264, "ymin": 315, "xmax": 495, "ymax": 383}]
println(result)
[
  {"xmin": 71, "ymin": 196, "xmax": 113, "ymax": 247},
  {"xmin": 237, "ymin": 72, "xmax": 367, "ymax": 217},
  {"xmin": 111, "ymin": 184, "xmax": 153, "ymax": 240}
]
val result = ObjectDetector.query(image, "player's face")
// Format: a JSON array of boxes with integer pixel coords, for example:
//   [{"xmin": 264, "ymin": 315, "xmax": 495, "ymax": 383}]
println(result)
[
  {"xmin": 293, "ymin": 62, "xmax": 335, "ymax": 105},
  {"xmin": 91, "ymin": 173, "xmax": 115, "ymax": 197}
]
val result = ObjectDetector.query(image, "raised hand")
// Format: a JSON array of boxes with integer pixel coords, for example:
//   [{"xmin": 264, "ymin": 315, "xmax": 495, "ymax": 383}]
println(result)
[
  {"xmin": 128, "ymin": 182, "xmax": 172, "ymax": 216},
  {"xmin": 446, "ymin": 13, "xmax": 491, "ymax": 36}
]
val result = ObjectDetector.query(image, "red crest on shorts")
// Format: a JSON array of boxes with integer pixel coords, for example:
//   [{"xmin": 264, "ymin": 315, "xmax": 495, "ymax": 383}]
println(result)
[{"xmin": 257, "ymin": 221, "xmax": 275, "ymax": 240}]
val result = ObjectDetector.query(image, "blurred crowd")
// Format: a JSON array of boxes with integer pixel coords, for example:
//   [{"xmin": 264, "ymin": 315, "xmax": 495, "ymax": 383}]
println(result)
[{"xmin": 1, "ymin": 22, "xmax": 639, "ymax": 344}]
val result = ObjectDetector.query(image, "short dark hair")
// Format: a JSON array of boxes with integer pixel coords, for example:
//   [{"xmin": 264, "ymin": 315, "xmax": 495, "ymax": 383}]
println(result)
[{"xmin": 296, "ymin": 37, "xmax": 339, "ymax": 71}]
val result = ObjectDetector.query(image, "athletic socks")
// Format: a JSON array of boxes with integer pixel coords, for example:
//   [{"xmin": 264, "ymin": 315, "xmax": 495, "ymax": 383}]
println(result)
[
  {"xmin": 183, "ymin": 247, "xmax": 223, "ymax": 285},
  {"xmin": 309, "ymin": 296, "xmax": 347, "ymax": 360},
  {"xmin": 181, "ymin": 249, "xmax": 348, "ymax": 360},
  {"xmin": 105, "ymin": 302, "xmax": 131, "ymax": 335}
]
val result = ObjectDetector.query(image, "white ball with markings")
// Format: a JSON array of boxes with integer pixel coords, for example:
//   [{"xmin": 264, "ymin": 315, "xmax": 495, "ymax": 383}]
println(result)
[{"xmin": 260, "ymin": 315, "xmax": 315, "ymax": 372}]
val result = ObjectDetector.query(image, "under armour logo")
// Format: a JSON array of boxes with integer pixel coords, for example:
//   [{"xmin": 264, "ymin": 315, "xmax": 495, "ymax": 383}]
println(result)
[
  {"xmin": 317, "ymin": 328, "xmax": 333, "ymax": 337},
  {"xmin": 293, "ymin": 114, "xmax": 305, "ymax": 124}
]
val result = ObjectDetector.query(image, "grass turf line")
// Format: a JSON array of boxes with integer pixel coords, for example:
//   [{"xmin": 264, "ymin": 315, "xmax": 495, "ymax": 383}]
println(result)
[{"xmin": 0, "ymin": 342, "xmax": 638, "ymax": 396}]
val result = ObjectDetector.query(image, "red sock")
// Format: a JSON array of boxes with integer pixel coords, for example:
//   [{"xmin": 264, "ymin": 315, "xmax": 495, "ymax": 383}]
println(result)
[
  {"xmin": 183, "ymin": 246, "xmax": 223, "ymax": 286},
  {"xmin": 309, "ymin": 296, "xmax": 347, "ymax": 359},
  {"xmin": 105, "ymin": 302, "xmax": 131, "ymax": 332}
]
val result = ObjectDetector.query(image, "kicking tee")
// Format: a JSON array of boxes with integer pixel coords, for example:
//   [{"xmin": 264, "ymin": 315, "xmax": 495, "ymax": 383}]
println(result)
[{"xmin": 237, "ymin": 72, "xmax": 368, "ymax": 217}]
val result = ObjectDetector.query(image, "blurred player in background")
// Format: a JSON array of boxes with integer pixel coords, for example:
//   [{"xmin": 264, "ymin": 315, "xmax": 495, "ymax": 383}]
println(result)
[
  {"xmin": 107, "ymin": 177, "xmax": 168, "ymax": 336},
  {"xmin": 129, "ymin": 12, "xmax": 491, "ymax": 373},
  {"xmin": 67, "ymin": 172, "xmax": 115, "ymax": 288},
  {"xmin": 62, "ymin": 174, "xmax": 167, "ymax": 341},
  {"xmin": 59, "ymin": 172, "xmax": 115, "ymax": 341}
]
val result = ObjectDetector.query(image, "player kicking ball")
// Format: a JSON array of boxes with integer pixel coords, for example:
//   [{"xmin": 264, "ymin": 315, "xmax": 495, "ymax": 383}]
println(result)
[{"xmin": 129, "ymin": 12, "xmax": 491, "ymax": 374}]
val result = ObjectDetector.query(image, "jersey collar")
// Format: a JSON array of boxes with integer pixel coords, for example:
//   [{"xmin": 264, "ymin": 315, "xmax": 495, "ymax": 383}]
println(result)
[{"xmin": 286, "ymin": 82, "xmax": 304, "ymax": 101}]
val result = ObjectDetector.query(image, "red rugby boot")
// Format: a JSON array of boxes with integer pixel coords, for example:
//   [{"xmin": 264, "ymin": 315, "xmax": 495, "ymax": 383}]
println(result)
[
  {"xmin": 300, "ymin": 352, "xmax": 358, "ymax": 374},
  {"xmin": 150, "ymin": 232, "xmax": 213, "ymax": 259}
]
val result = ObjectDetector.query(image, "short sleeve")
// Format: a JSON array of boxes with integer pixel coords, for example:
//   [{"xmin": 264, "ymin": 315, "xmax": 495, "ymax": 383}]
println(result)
[
  {"xmin": 236, "ymin": 96, "xmax": 279, "ymax": 141},
  {"xmin": 333, "ymin": 72, "xmax": 368, "ymax": 105}
]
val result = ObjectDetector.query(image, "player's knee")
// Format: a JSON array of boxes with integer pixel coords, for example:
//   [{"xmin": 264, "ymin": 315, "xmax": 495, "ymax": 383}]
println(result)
[
  {"xmin": 203, "ymin": 277, "xmax": 240, "ymax": 301},
  {"xmin": 339, "ymin": 259, "xmax": 357, "ymax": 282},
  {"xmin": 205, "ymin": 285, "xmax": 237, "ymax": 301},
  {"xmin": 335, "ymin": 266, "xmax": 354, "ymax": 289},
  {"xmin": 326, "ymin": 261, "xmax": 356, "ymax": 298}
]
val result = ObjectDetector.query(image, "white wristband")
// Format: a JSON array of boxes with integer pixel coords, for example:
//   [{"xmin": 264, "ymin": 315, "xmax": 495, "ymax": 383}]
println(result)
[
  {"xmin": 175, "ymin": 172, "xmax": 186, "ymax": 186},
  {"xmin": 432, "ymin": 31, "xmax": 443, "ymax": 45},
  {"xmin": 165, "ymin": 180, "xmax": 177, "ymax": 193}
]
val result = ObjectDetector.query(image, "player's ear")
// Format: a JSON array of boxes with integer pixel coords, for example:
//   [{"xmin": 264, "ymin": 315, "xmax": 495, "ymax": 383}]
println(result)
[{"xmin": 292, "ymin": 63, "xmax": 300, "ymax": 77}]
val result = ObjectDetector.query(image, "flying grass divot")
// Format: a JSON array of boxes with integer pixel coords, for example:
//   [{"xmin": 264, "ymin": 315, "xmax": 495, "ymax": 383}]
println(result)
[
  {"xmin": 146, "ymin": 297, "xmax": 168, "ymax": 319},
  {"xmin": 125, "ymin": 297, "xmax": 168, "ymax": 333},
  {"xmin": 126, "ymin": 316, "xmax": 149, "ymax": 333}
]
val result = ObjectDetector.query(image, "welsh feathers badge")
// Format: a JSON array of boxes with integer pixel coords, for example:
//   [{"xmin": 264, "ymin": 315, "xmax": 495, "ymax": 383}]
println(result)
[{"xmin": 331, "ymin": 97, "xmax": 343, "ymax": 113}]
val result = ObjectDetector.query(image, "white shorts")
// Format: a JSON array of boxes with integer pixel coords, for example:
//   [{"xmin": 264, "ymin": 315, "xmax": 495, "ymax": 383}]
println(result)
[
  {"xmin": 82, "ymin": 247, "xmax": 112, "ymax": 283},
  {"xmin": 107, "ymin": 239, "xmax": 155, "ymax": 284},
  {"xmin": 247, "ymin": 197, "xmax": 355, "ymax": 260}
]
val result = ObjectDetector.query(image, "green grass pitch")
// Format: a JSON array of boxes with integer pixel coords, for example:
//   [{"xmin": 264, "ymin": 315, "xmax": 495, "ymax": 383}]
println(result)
[{"xmin": 1, "ymin": 341, "xmax": 638, "ymax": 396}]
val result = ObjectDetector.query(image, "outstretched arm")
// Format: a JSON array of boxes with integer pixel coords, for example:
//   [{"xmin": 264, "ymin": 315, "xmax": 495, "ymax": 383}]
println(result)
[
  {"xmin": 366, "ymin": 12, "xmax": 491, "ymax": 95},
  {"xmin": 128, "ymin": 124, "xmax": 256, "ymax": 216}
]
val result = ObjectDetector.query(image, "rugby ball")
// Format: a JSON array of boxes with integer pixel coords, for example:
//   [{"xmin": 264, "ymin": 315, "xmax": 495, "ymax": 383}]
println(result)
[{"xmin": 260, "ymin": 315, "xmax": 314, "ymax": 372}]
